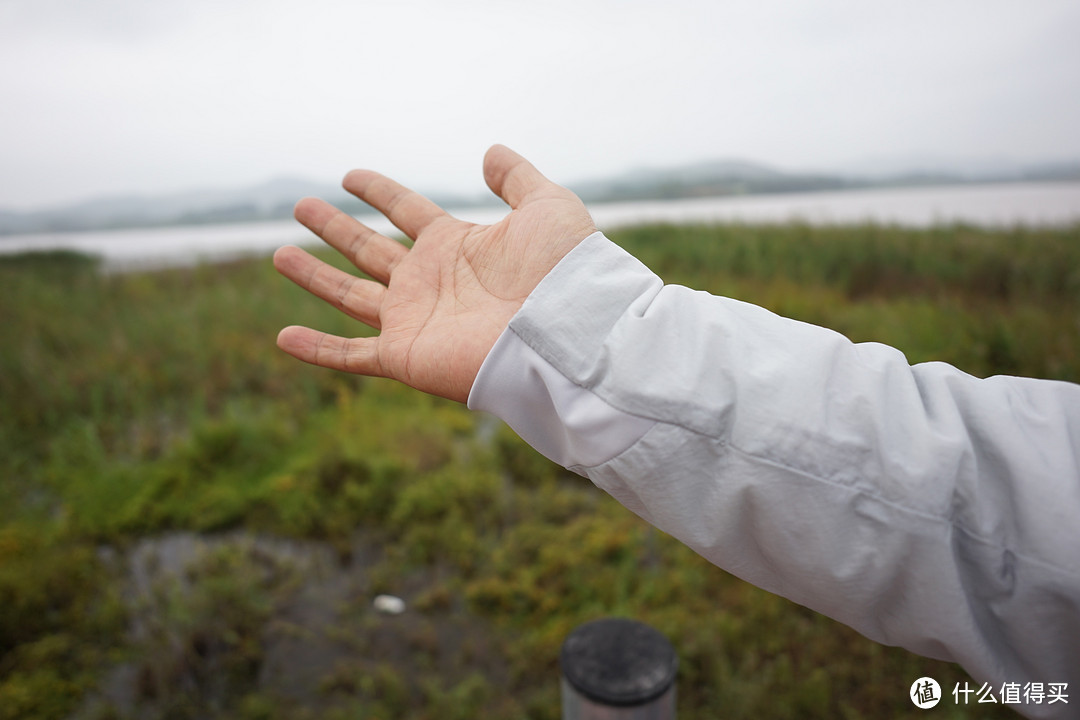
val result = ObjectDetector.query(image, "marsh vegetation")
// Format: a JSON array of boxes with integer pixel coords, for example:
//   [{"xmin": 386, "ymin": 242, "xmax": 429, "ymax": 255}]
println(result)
[{"xmin": 4, "ymin": 221, "xmax": 1077, "ymax": 719}]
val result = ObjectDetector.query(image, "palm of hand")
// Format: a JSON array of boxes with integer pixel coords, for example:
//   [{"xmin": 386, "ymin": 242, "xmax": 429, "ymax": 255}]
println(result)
[{"xmin": 275, "ymin": 146, "xmax": 595, "ymax": 402}]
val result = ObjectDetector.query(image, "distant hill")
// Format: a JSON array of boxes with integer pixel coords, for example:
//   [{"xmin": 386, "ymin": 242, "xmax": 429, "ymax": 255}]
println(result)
[
  {"xmin": 570, "ymin": 159, "xmax": 853, "ymax": 202},
  {"xmin": 3, "ymin": 158, "xmax": 1079, "ymax": 236},
  {"xmin": 0, "ymin": 177, "xmax": 350, "ymax": 236},
  {"xmin": 569, "ymin": 157, "xmax": 1080, "ymax": 204}
]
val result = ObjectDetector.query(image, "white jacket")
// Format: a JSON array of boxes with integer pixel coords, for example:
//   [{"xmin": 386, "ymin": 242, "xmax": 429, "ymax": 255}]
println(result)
[{"xmin": 468, "ymin": 231, "xmax": 1080, "ymax": 718}]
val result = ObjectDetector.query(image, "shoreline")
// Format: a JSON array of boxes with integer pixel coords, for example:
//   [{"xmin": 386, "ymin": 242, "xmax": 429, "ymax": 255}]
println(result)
[{"xmin": 1, "ymin": 180, "xmax": 1079, "ymax": 273}]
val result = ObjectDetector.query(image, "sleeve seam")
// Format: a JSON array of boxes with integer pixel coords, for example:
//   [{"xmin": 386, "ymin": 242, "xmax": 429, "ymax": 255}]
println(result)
[
  {"xmin": 578, "ymin": 418, "xmax": 1077, "ymax": 580},
  {"xmin": 724, "ymin": 439, "xmax": 1079, "ymax": 580}
]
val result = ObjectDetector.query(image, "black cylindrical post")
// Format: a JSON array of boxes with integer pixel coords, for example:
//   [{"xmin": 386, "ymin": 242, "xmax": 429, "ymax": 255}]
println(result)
[{"xmin": 560, "ymin": 618, "xmax": 678, "ymax": 720}]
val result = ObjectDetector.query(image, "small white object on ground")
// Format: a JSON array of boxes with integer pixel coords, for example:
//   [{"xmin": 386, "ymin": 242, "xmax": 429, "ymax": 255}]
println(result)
[{"xmin": 373, "ymin": 594, "xmax": 406, "ymax": 615}]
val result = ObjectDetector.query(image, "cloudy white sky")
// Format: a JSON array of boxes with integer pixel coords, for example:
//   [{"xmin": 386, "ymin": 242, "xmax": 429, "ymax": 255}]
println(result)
[{"xmin": 1, "ymin": 0, "xmax": 1079, "ymax": 210}]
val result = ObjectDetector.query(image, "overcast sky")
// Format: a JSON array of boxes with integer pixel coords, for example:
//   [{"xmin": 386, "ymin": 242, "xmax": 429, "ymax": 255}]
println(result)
[{"xmin": 1, "ymin": 0, "xmax": 1079, "ymax": 210}]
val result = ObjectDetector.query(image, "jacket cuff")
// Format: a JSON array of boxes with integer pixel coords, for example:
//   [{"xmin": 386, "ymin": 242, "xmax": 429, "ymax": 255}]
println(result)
[{"xmin": 467, "ymin": 232, "xmax": 656, "ymax": 470}]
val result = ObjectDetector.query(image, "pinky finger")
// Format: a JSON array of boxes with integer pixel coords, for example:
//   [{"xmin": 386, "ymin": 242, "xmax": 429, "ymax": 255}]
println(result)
[{"xmin": 276, "ymin": 326, "xmax": 383, "ymax": 377}]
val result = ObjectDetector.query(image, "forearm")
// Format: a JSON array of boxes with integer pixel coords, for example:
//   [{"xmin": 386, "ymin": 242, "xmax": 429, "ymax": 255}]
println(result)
[{"xmin": 469, "ymin": 231, "xmax": 1080, "ymax": 713}]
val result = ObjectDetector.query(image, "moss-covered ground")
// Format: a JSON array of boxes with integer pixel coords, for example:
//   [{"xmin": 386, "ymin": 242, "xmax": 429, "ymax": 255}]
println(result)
[{"xmin": 4, "ymin": 221, "xmax": 1077, "ymax": 719}]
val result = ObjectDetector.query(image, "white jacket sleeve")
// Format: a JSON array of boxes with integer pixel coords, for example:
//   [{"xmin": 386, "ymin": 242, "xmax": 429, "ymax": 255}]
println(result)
[{"xmin": 468, "ymin": 231, "xmax": 1080, "ymax": 718}]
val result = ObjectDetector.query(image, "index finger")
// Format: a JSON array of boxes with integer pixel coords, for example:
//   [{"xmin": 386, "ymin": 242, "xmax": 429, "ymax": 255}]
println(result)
[{"xmin": 343, "ymin": 170, "xmax": 450, "ymax": 241}]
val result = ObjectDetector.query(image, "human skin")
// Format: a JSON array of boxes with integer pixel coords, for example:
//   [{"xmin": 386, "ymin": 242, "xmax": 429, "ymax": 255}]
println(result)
[{"xmin": 274, "ymin": 144, "xmax": 597, "ymax": 403}]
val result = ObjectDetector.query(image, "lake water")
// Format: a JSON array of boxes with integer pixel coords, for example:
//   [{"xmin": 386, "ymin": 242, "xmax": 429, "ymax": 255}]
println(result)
[{"xmin": 2, "ymin": 181, "xmax": 1079, "ymax": 272}]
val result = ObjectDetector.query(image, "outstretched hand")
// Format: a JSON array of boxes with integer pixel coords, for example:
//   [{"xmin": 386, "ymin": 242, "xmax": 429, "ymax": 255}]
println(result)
[{"xmin": 274, "ymin": 145, "xmax": 597, "ymax": 403}]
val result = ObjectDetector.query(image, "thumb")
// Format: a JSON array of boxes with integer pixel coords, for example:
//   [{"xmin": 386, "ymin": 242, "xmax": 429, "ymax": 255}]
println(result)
[{"xmin": 483, "ymin": 144, "xmax": 554, "ymax": 209}]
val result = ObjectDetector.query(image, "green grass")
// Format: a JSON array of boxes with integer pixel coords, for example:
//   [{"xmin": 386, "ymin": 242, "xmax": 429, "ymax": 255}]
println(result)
[{"xmin": 3, "ymin": 221, "xmax": 1078, "ymax": 719}]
